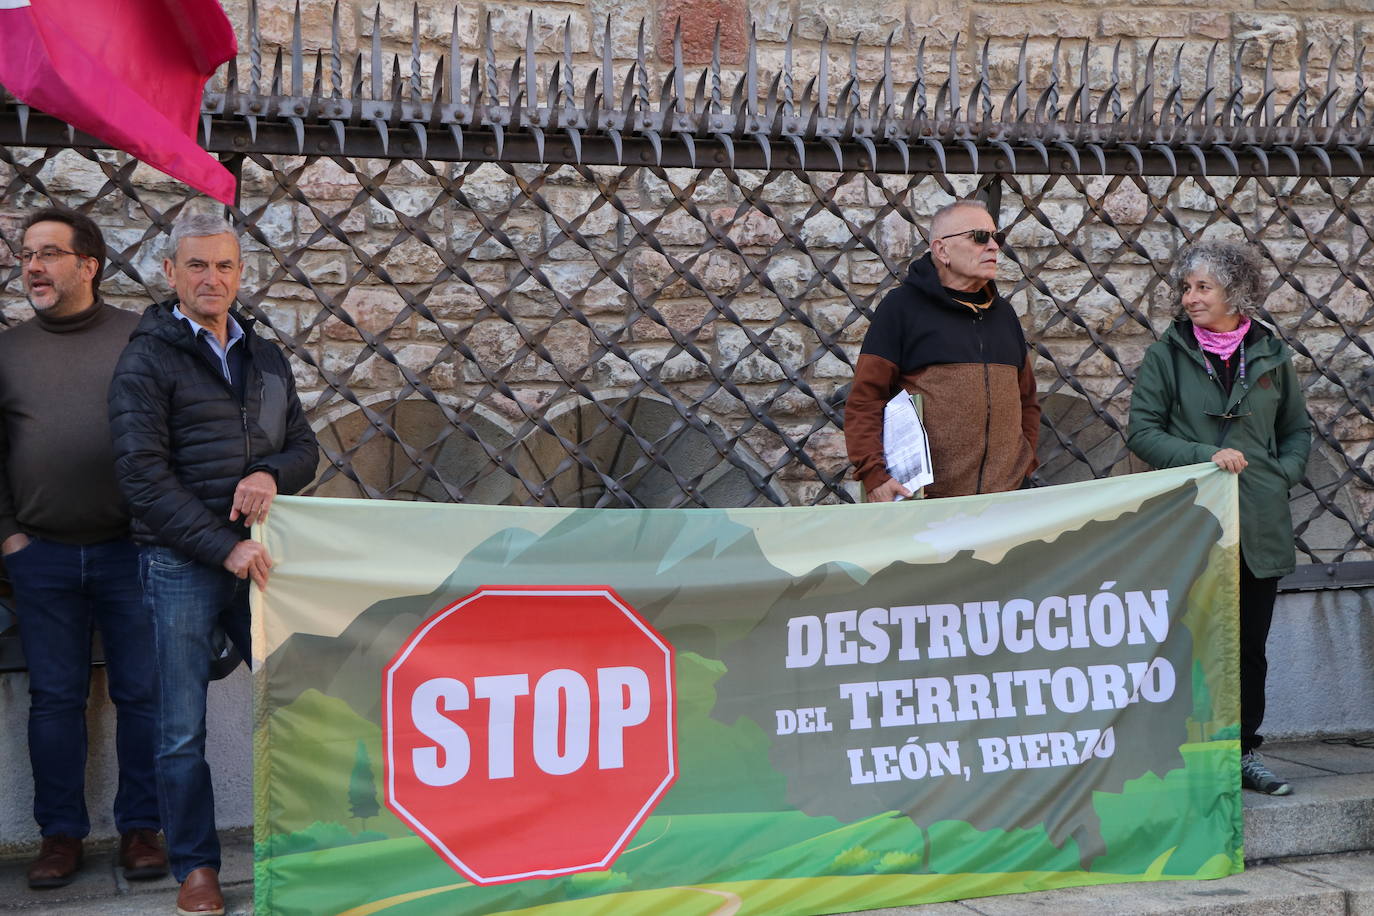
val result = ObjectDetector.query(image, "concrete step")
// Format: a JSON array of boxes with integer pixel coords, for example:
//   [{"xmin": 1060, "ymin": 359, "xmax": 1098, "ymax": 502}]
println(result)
[
  {"xmin": 863, "ymin": 852, "xmax": 1374, "ymax": 916},
  {"xmin": 1245, "ymin": 738, "xmax": 1374, "ymax": 861}
]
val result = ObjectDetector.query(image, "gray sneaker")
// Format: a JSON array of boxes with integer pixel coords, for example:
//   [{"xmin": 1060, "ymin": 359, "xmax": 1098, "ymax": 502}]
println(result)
[{"xmin": 1241, "ymin": 752, "xmax": 1292, "ymax": 795}]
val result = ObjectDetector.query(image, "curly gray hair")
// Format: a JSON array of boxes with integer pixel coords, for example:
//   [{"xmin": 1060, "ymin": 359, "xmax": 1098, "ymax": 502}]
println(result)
[{"xmin": 1170, "ymin": 240, "xmax": 1267, "ymax": 319}]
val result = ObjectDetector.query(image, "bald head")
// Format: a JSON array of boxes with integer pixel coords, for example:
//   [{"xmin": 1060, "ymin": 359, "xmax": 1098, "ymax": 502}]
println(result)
[{"xmin": 930, "ymin": 200, "xmax": 991, "ymax": 240}]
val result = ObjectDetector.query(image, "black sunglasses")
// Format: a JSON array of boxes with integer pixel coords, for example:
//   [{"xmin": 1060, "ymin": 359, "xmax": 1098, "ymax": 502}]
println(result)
[{"xmin": 938, "ymin": 228, "xmax": 1006, "ymax": 246}]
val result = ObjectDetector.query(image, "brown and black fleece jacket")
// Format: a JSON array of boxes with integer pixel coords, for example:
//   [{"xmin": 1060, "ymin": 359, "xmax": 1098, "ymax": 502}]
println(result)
[{"xmin": 844, "ymin": 253, "xmax": 1041, "ymax": 499}]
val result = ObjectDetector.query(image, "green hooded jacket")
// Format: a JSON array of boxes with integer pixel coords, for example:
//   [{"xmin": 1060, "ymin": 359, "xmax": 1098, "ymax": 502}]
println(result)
[{"xmin": 1127, "ymin": 318, "xmax": 1312, "ymax": 578}]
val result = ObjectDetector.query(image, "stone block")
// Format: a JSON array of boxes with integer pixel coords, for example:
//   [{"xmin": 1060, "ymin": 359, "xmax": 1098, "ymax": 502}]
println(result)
[
  {"xmin": 257, "ymin": 0, "xmax": 358, "ymax": 54},
  {"xmin": 974, "ymin": 9, "xmax": 1094, "ymax": 39},
  {"xmin": 1235, "ymin": 13, "xmax": 1301, "ymax": 69},
  {"xmin": 323, "ymin": 286, "xmax": 413, "ymax": 341},
  {"xmin": 486, "ymin": 7, "xmax": 591, "ymax": 54},
  {"xmin": 656, "ymin": 0, "xmax": 746, "ymax": 65},
  {"xmin": 394, "ymin": 343, "xmax": 456, "ymax": 390},
  {"xmin": 796, "ymin": 0, "xmax": 905, "ymax": 43},
  {"xmin": 588, "ymin": 0, "xmax": 652, "ymax": 60},
  {"xmin": 631, "ymin": 299, "xmax": 717, "ymax": 343},
  {"xmin": 378, "ymin": 239, "xmax": 445, "ymax": 285}
]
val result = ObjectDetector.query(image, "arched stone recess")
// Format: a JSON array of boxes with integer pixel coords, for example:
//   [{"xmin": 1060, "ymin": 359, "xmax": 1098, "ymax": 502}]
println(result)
[
  {"xmin": 307, "ymin": 392, "xmax": 787, "ymax": 509},
  {"xmin": 1035, "ymin": 392, "xmax": 1149, "ymax": 486},
  {"xmin": 308, "ymin": 393, "xmax": 518, "ymax": 504},
  {"xmin": 514, "ymin": 394, "xmax": 788, "ymax": 509}
]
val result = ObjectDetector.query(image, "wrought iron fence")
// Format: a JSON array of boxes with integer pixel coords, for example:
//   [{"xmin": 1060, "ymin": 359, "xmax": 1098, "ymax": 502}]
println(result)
[{"xmin": 1, "ymin": 3, "xmax": 1371, "ymax": 576}]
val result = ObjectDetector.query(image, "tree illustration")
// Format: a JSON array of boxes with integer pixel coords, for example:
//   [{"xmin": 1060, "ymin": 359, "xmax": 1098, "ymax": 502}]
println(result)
[{"xmin": 348, "ymin": 740, "xmax": 380, "ymax": 827}]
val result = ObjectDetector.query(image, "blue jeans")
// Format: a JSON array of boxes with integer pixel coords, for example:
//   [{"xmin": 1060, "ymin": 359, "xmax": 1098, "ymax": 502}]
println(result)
[
  {"xmin": 140, "ymin": 545, "xmax": 250, "ymax": 881},
  {"xmin": 7, "ymin": 537, "xmax": 159, "ymax": 838}
]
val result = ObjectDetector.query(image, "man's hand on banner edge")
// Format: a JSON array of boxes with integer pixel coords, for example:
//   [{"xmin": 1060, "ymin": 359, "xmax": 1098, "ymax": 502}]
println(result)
[
  {"xmin": 224, "ymin": 539, "xmax": 273, "ymax": 588},
  {"xmin": 230, "ymin": 470, "xmax": 278, "ymax": 526},
  {"xmin": 870, "ymin": 477, "xmax": 913, "ymax": 502}
]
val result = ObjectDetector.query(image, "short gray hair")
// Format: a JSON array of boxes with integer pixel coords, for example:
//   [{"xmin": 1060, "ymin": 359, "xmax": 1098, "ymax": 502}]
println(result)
[
  {"xmin": 168, "ymin": 212, "xmax": 240, "ymax": 261},
  {"xmin": 1171, "ymin": 240, "xmax": 1266, "ymax": 318},
  {"xmin": 930, "ymin": 199, "xmax": 990, "ymax": 238}
]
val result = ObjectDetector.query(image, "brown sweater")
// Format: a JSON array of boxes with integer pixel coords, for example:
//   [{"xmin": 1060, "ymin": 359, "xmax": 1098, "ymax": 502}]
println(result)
[
  {"xmin": 845, "ymin": 254, "xmax": 1040, "ymax": 499},
  {"xmin": 0, "ymin": 300, "xmax": 140, "ymax": 544}
]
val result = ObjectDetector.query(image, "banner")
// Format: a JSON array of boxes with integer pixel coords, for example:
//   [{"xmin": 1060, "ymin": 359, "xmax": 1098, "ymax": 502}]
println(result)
[{"xmin": 253, "ymin": 464, "xmax": 1243, "ymax": 916}]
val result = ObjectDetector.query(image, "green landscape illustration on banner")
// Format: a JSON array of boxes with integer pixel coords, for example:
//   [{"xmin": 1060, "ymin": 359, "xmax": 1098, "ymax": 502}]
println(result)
[{"xmin": 253, "ymin": 466, "xmax": 1243, "ymax": 916}]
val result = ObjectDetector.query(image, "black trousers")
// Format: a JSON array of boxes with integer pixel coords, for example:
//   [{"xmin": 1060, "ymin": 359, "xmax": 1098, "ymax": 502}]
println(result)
[{"xmin": 1239, "ymin": 554, "xmax": 1281, "ymax": 754}]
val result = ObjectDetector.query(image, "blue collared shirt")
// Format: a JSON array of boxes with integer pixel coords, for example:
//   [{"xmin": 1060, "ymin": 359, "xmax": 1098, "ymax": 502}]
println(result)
[{"xmin": 173, "ymin": 305, "xmax": 244, "ymax": 383}]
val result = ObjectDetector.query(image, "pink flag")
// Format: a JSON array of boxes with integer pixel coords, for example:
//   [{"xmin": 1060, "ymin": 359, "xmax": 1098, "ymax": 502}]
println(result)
[{"xmin": 0, "ymin": 0, "xmax": 237, "ymax": 204}]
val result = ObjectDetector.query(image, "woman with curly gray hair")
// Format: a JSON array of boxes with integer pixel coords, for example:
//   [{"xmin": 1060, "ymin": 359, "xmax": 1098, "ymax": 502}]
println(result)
[{"xmin": 1128, "ymin": 238, "xmax": 1311, "ymax": 796}]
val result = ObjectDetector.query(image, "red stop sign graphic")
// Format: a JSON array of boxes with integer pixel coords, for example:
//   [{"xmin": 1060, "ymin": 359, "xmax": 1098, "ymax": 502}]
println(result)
[{"xmin": 383, "ymin": 586, "xmax": 676, "ymax": 885}]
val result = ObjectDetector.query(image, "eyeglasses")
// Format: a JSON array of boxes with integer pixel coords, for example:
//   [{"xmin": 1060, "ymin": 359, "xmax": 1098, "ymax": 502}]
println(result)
[
  {"xmin": 938, "ymin": 228, "xmax": 1006, "ymax": 247},
  {"xmin": 18, "ymin": 246, "xmax": 87, "ymax": 265}
]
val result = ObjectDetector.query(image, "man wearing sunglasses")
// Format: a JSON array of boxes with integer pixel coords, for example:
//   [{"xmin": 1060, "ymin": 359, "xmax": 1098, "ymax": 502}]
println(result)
[
  {"xmin": 0, "ymin": 209, "xmax": 166, "ymax": 888},
  {"xmin": 845, "ymin": 199, "xmax": 1040, "ymax": 500}
]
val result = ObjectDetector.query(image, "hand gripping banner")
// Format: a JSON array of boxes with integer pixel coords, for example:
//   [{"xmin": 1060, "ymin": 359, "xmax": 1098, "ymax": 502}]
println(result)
[{"xmin": 252, "ymin": 464, "xmax": 1243, "ymax": 916}]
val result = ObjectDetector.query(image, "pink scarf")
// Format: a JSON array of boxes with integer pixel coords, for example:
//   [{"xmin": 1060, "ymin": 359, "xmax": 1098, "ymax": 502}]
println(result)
[{"xmin": 1193, "ymin": 317, "xmax": 1250, "ymax": 361}]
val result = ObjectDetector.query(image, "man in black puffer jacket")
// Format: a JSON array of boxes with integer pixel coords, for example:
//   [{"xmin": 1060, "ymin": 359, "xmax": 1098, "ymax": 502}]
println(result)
[{"xmin": 108, "ymin": 212, "xmax": 317, "ymax": 916}]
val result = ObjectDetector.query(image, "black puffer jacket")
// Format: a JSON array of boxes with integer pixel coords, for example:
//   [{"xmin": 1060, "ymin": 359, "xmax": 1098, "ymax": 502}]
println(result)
[{"xmin": 109, "ymin": 300, "xmax": 318, "ymax": 567}]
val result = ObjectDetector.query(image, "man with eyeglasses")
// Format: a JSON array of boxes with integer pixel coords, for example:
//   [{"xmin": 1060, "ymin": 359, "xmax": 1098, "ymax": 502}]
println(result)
[
  {"xmin": 0, "ymin": 208, "xmax": 166, "ymax": 888},
  {"xmin": 845, "ymin": 199, "xmax": 1041, "ymax": 500}
]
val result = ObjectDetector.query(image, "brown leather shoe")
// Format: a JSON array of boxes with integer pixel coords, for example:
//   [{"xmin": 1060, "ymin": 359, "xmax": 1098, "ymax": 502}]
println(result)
[
  {"xmin": 119, "ymin": 828, "xmax": 169, "ymax": 879},
  {"xmin": 176, "ymin": 867, "xmax": 225, "ymax": 916},
  {"xmin": 26, "ymin": 834, "xmax": 83, "ymax": 889}
]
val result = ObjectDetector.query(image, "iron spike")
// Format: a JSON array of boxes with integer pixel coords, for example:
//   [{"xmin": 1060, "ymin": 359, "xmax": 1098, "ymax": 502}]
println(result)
[
  {"xmin": 1078, "ymin": 42, "xmax": 1091, "ymax": 123},
  {"xmin": 1150, "ymin": 143, "xmax": 1177, "ymax": 176},
  {"xmin": 776, "ymin": 24, "xmax": 792, "ymax": 117},
  {"xmin": 332, "ymin": 119, "xmax": 346, "ymax": 150},
  {"xmin": 289, "ymin": 115, "xmax": 306, "ymax": 153},
  {"xmin": 331, "ymin": 0, "xmax": 343, "ymax": 97},
  {"xmin": 1016, "ymin": 37, "xmax": 1028, "ymax": 119},
  {"xmin": 1275, "ymin": 145, "xmax": 1299, "ymax": 173},
  {"xmin": 602, "ymin": 16, "xmax": 613, "ymax": 103},
  {"xmin": 818, "ymin": 26, "xmax": 830, "ymax": 118},
  {"xmin": 271, "ymin": 47, "xmax": 284, "ymax": 97},
  {"xmin": 679, "ymin": 131, "xmax": 696, "ymax": 167},
  {"xmin": 563, "ymin": 16, "xmax": 575, "ymax": 108},
  {"xmin": 636, "ymin": 20, "xmax": 649, "ymax": 109},
  {"xmin": 349, "ymin": 52, "xmax": 364, "ymax": 110},
  {"xmin": 226, "ymin": 56, "xmax": 239, "ymax": 96},
  {"xmin": 646, "ymin": 128, "xmax": 662, "ymax": 165},
  {"xmin": 673, "ymin": 17, "xmax": 686, "ymax": 114},
  {"xmin": 1310, "ymin": 144, "xmax": 1332, "ymax": 175},
  {"xmin": 372, "ymin": 118, "xmax": 388, "ymax": 155},
  {"xmin": 746, "ymin": 22, "xmax": 758, "ymax": 118},
  {"xmin": 991, "ymin": 139, "xmax": 1016, "ymax": 173},
  {"xmin": 1055, "ymin": 140, "xmax": 1077, "ymax": 173},
  {"xmin": 849, "ymin": 34, "xmax": 861, "ymax": 111},
  {"xmin": 1110, "ymin": 40, "xmax": 1123, "ymax": 120},
  {"xmin": 1026, "ymin": 138, "xmax": 1049, "ymax": 170},
  {"xmin": 202, "ymin": 113, "xmax": 213, "ymax": 148},
  {"xmin": 371, "ymin": 3, "xmax": 383, "ymax": 101},
  {"xmin": 525, "ymin": 13, "xmax": 536, "ymax": 114},
  {"xmin": 431, "ymin": 57, "xmax": 446, "ymax": 125},
  {"xmin": 1215, "ymin": 143, "xmax": 1239, "ymax": 174},
  {"xmin": 714, "ymin": 131, "xmax": 734, "ymax": 166},
  {"xmin": 915, "ymin": 35, "xmax": 927, "ymax": 120},
  {"xmin": 249, "ymin": 0, "xmax": 262, "ymax": 96},
  {"xmin": 1204, "ymin": 41, "xmax": 1218, "ymax": 126},
  {"xmin": 450, "ymin": 8, "xmax": 462, "ymax": 109},
  {"xmin": 1183, "ymin": 143, "xmax": 1208, "ymax": 176},
  {"xmin": 882, "ymin": 30, "xmax": 894, "ymax": 115},
  {"xmin": 1339, "ymin": 144, "xmax": 1362, "ymax": 170},
  {"xmin": 1230, "ymin": 39, "xmax": 1249, "ymax": 126},
  {"xmin": 1246, "ymin": 144, "xmax": 1271, "ymax": 174},
  {"xmin": 1297, "ymin": 41, "xmax": 1313, "ymax": 125},
  {"xmin": 786, "ymin": 133, "xmax": 806, "ymax": 170},
  {"xmin": 711, "ymin": 22, "xmax": 723, "ymax": 113},
  {"xmin": 1322, "ymin": 42, "xmax": 1344, "ymax": 128},
  {"xmin": 530, "ymin": 124, "xmax": 545, "ymax": 163},
  {"xmin": 1048, "ymin": 37, "xmax": 1062, "ymax": 120},
  {"xmin": 492, "ymin": 121, "xmax": 504, "ymax": 159},
  {"xmin": 566, "ymin": 126, "xmax": 582, "ymax": 163},
  {"xmin": 549, "ymin": 60, "xmax": 563, "ymax": 109},
  {"xmin": 998, "ymin": 82, "xmax": 1022, "ymax": 122},
  {"xmin": 311, "ymin": 49, "xmax": 324, "ymax": 108},
  {"xmin": 449, "ymin": 123, "xmax": 463, "ymax": 159},
  {"xmin": 889, "ymin": 136, "xmax": 909, "ymax": 173},
  {"xmin": 855, "ymin": 135, "xmax": 876, "ymax": 171},
  {"xmin": 484, "ymin": 11, "xmax": 498, "ymax": 109},
  {"xmin": 922, "ymin": 136, "xmax": 946, "ymax": 173},
  {"xmin": 1084, "ymin": 142, "xmax": 1106, "ymax": 175},
  {"xmin": 823, "ymin": 135, "xmax": 843, "ymax": 169},
  {"xmin": 957, "ymin": 138, "xmax": 979, "ymax": 171},
  {"xmin": 247, "ymin": 114, "xmax": 258, "ymax": 143},
  {"xmin": 1142, "ymin": 39, "xmax": 1157, "ymax": 127},
  {"xmin": 411, "ymin": 3, "xmax": 422, "ymax": 106},
  {"xmin": 291, "ymin": 0, "xmax": 303, "ymax": 97},
  {"xmin": 1171, "ymin": 45, "xmax": 1184, "ymax": 122},
  {"xmin": 1263, "ymin": 42, "xmax": 1277, "ymax": 126},
  {"xmin": 947, "ymin": 33, "xmax": 961, "ymax": 122}
]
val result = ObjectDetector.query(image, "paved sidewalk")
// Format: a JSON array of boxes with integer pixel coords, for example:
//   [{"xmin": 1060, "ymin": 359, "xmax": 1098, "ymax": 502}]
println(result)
[
  {"xmin": 0, "ymin": 829, "xmax": 251, "ymax": 915},
  {"xmin": 1, "ymin": 739, "xmax": 1370, "ymax": 915}
]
